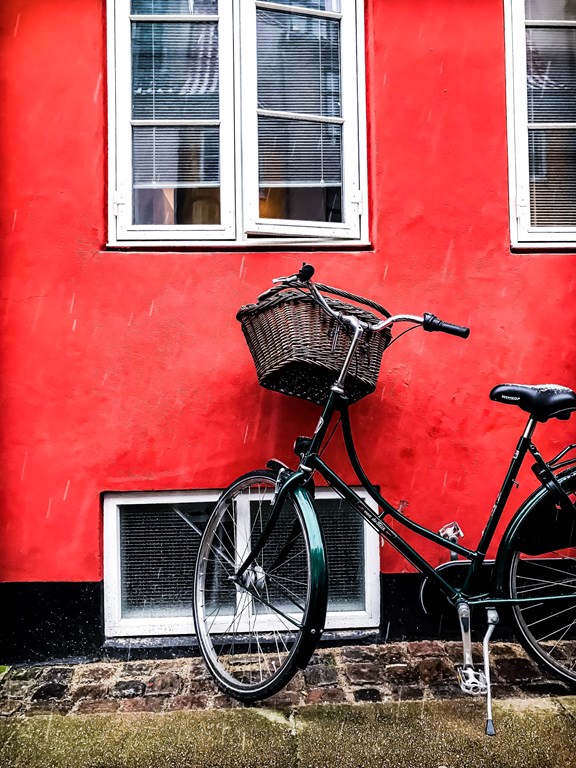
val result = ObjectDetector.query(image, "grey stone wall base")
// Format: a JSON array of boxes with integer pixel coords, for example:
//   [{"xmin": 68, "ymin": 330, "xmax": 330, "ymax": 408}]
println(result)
[{"xmin": 0, "ymin": 641, "xmax": 572, "ymax": 717}]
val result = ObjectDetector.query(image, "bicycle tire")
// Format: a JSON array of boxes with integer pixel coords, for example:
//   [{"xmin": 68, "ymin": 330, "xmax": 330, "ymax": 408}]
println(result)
[
  {"xmin": 503, "ymin": 469, "xmax": 576, "ymax": 686},
  {"xmin": 193, "ymin": 469, "xmax": 328, "ymax": 701}
]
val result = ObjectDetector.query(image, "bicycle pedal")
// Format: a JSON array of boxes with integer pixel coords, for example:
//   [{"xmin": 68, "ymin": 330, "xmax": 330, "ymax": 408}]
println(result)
[
  {"xmin": 439, "ymin": 521, "xmax": 464, "ymax": 542},
  {"xmin": 456, "ymin": 665, "xmax": 488, "ymax": 696}
]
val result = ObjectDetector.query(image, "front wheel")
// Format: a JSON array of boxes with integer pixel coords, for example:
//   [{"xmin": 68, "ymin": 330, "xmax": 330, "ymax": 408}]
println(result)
[
  {"xmin": 504, "ymin": 471, "xmax": 576, "ymax": 686},
  {"xmin": 193, "ymin": 470, "xmax": 327, "ymax": 701}
]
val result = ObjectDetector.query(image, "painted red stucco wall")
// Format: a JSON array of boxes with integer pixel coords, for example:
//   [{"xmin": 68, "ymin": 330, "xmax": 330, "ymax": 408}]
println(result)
[{"xmin": 1, "ymin": 0, "xmax": 575, "ymax": 583}]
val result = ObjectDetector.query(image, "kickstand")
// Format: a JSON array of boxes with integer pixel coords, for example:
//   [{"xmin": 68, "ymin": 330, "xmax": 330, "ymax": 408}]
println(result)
[{"xmin": 483, "ymin": 607, "xmax": 500, "ymax": 736}]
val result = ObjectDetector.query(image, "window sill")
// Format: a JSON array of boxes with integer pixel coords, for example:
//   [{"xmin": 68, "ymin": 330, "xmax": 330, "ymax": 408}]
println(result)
[
  {"xmin": 510, "ymin": 242, "xmax": 576, "ymax": 254},
  {"xmin": 105, "ymin": 238, "xmax": 374, "ymax": 252}
]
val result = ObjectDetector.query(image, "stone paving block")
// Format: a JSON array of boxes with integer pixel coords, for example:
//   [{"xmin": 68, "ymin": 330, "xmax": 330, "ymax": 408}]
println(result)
[
  {"xmin": 494, "ymin": 655, "xmax": 541, "ymax": 682},
  {"xmin": 74, "ymin": 665, "xmax": 117, "ymax": 684},
  {"xmin": 416, "ymin": 655, "xmax": 454, "ymax": 683},
  {"xmin": 344, "ymin": 662, "xmax": 384, "ymax": 686},
  {"xmin": 407, "ymin": 640, "xmax": 447, "ymax": 657},
  {"xmin": 163, "ymin": 693, "xmax": 210, "ymax": 711},
  {"xmin": 1, "ymin": 680, "xmax": 37, "ymax": 699},
  {"xmin": 73, "ymin": 698, "xmax": 122, "ymax": 714},
  {"xmin": 7, "ymin": 667, "xmax": 43, "ymax": 682},
  {"xmin": 377, "ymin": 644, "xmax": 409, "ymax": 664},
  {"xmin": 303, "ymin": 663, "xmax": 339, "ymax": 688},
  {"xmin": 0, "ymin": 700, "xmax": 23, "ymax": 717},
  {"xmin": 40, "ymin": 668, "xmax": 74, "ymax": 686},
  {"xmin": 353, "ymin": 687, "xmax": 382, "ymax": 703},
  {"xmin": 112, "ymin": 681, "xmax": 147, "ymax": 699},
  {"xmin": 383, "ymin": 662, "xmax": 418, "ymax": 684},
  {"xmin": 31, "ymin": 683, "xmax": 68, "ymax": 701},
  {"xmin": 145, "ymin": 672, "xmax": 183, "ymax": 697},
  {"xmin": 26, "ymin": 700, "xmax": 74, "ymax": 716},
  {"xmin": 304, "ymin": 686, "xmax": 347, "ymax": 705},
  {"xmin": 70, "ymin": 683, "xmax": 109, "ymax": 703},
  {"xmin": 120, "ymin": 696, "xmax": 166, "ymax": 713}
]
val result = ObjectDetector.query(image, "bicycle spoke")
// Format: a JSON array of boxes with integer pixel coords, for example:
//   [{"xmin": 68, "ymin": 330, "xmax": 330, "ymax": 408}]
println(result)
[{"xmin": 525, "ymin": 601, "xmax": 576, "ymax": 632}]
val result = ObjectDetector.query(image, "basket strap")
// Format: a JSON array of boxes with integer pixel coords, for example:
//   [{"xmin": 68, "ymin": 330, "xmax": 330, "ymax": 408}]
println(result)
[{"xmin": 314, "ymin": 283, "xmax": 391, "ymax": 318}]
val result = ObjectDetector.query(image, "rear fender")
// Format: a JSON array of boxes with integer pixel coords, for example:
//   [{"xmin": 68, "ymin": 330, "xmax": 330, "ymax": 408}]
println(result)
[{"xmin": 494, "ymin": 469, "xmax": 576, "ymax": 597}]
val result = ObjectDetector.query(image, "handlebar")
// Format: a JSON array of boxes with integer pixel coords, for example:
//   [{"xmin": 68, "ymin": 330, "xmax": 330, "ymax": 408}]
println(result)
[
  {"xmin": 422, "ymin": 313, "xmax": 470, "ymax": 339},
  {"xmin": 265, "ymin": 263, "xmax": 470, "ymax": 340}
]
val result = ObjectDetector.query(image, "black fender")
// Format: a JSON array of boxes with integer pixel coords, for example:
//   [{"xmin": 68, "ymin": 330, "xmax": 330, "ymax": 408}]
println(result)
[{"xmin": 494, "ymin": 469, "xmax": 576, "ymax": 598}]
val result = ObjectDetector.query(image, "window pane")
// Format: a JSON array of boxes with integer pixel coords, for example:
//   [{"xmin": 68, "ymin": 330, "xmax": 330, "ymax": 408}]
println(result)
[
  {"xmin": 526, "ymin": 29, "xmax": 576, "ymax": 122},
  {"xmin": 264, "ymin": 1, "xmax": 341, "ymax": 11},
  {"xmin": 119, "ymin": 503, "xmax": 209, "ymax": 619},
  {"xmin": 258, "ymin": 116, "xmax": 342, "ymax": 222},
  {"xmin": 525, "ymin": 1, "xmax": 576, "ymax": 20},
  {"xmin": 132, "ymin": 22, "xmax": 218, "ymax": 120},
  {"xmin": 529, "ymin": 129, "xmax": 576, "ymax": 225},
  {"xmin": 131, "ymin": 0, "xmax": 218, "ymax": 14},
  {"xmin": 317, "ymin": 498, "xmax": 365, "ymax": 612},
  {"xmin": 257, "ymin": 9, "xmax": 341, "ymax": 117},
  {"xmin": 259, "ymin": 187, "xmax": 341, "ymax": 222},
  {"xmin": 133, "ymin": 126, "xmax": 220, "ymax": 224}
]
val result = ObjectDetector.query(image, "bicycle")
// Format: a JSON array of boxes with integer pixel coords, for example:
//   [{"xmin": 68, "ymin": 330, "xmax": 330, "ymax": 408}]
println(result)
[{"xmin": 192, "ymin": 264, "xmax": 576, "ymax": 735}]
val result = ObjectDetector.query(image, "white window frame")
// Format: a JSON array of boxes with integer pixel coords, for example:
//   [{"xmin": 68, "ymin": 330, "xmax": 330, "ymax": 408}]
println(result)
[
  {"xmin": 103, "ymin": 487, "xmax": 380, "ymax": 638},
  {"xmin": 107, "ymin": 0, "xmax": 368, "ymax": 247},
  {"xmin": 505, "ymin": 1, "xmax": 576, "ymax": 248}
]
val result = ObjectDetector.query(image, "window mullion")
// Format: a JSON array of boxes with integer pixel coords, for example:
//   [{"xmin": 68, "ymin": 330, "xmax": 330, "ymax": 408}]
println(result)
[
  {"xmin": 507, "ymin": 0, "xmax": 532, "ymax": 244},
  {"xmin": 238, "ymin": 0, "xmax": 261, "ymax": 237}
]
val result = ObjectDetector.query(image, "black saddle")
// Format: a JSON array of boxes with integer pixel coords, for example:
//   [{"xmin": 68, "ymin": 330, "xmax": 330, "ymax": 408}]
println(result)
[{"xmin": 490, "ymin": 384, "xmax": 576, "ymax": 422}]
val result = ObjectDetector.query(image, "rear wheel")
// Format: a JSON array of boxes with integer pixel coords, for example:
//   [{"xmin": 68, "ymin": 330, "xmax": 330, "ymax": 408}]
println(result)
[
  {"xmin": 193, "ymin": 470, "xmax": 326, "ymax": 700},
  {"xmin": 506, "ymin": 473, "xmax": 576, "ymax": 685}
]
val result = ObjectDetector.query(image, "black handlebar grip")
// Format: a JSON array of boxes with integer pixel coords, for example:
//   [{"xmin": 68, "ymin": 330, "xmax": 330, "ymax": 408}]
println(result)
[
  {"xmin": 423, "ymin": 313, "xmax": 470, "ymax": 339},
  {"xmin": 297, "ymin": 263, "xmax": 315, "ymax": 281}
]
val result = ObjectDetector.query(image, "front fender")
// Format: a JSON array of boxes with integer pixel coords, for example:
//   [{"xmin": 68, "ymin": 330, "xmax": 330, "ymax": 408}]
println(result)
[
  {"xmin": 291, "ymin": 484, "xmax": 329, "ymax": 669},
  {"xmin": 494, "ymin": 469, "xmax": 576, "ymax": 597}
]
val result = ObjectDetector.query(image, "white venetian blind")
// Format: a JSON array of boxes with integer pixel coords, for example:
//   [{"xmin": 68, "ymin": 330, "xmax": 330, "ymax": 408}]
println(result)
[
  {"xmin": 524, "ymin": 0, "xmax": 576, "ymax": 227},
  {"xmin": 256, "ymin": 2, "xmax": 344, "ymax": 223},
  {"xmin": 130, "ymin": 0, "xmax": 221, "ymax": 225}
]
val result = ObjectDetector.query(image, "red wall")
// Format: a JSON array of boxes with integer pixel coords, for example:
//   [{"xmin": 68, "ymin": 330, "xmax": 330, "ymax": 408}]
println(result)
[{"xmin": 1, "ymin": 0, "xmax": 575, "ymax": 583}]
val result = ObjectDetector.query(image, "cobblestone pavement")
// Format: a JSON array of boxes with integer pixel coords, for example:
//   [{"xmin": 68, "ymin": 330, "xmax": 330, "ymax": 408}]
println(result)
[{"xmin": 1, "ymin": 641, "xmax": 573, "ymax": 717}]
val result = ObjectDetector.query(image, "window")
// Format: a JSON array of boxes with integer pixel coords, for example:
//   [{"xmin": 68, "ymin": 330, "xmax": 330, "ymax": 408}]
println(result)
[
  {"xmin": 107, "ymin": 1, "xmax": 367, "ymax": 246},
  {"xmin": 103, "ymin": 488, "xmax": 380, "ymax": 638},
  {"xmin": 506, "ymin": 1, "xmax": 576, "ymax": 247}
]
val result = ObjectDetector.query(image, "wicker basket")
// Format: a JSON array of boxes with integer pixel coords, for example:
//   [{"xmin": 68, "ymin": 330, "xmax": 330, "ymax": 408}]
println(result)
[{"xmin": 237, "ymin": 289, "xmax": 392, "ymax": 406}]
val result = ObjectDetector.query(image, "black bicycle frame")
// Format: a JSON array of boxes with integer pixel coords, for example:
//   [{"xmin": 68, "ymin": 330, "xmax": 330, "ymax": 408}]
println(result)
[{"xmin": 238, "ymin": 384, "xmax": 565, "ymax": 609}]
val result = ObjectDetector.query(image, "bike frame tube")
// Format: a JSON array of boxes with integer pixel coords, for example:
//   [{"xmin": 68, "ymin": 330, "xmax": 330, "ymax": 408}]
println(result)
[
  {"xmin": 237, "ymin": 312, "xmax": 565, "ymax": 609},
  {"xmin": 299, "ymin": 393, "xmax": 543, "ymax": 605}
]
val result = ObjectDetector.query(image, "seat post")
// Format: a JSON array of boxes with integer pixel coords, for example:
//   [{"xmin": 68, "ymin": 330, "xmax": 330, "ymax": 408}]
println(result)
[{"xmin": 523, "ymin": 415, "xmax": 538, "ymax": 441}]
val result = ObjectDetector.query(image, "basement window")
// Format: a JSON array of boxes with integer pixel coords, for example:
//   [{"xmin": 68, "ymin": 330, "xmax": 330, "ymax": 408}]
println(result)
[{"xmin": 103, "ymin": 487, "xmax": 380, "ymax": 638}]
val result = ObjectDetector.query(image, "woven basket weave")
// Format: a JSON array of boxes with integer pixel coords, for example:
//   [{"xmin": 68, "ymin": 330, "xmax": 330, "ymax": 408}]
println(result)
[{"xmin": 237, "ymin": 289, "xmax": 391, "ymax": 406}]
